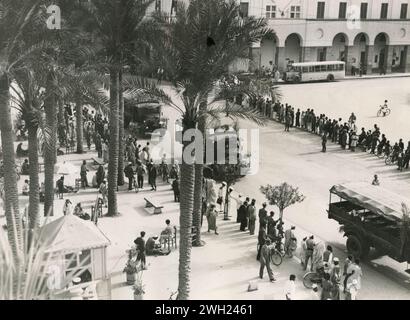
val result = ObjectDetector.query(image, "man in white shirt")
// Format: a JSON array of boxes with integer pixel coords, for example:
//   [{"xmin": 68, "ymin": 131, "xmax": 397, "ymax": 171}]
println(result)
[
  {"xmin": 346, "ymin": 258, "xmax": 363, "ymax": 291},
  {"xmin": 284, "ymin": 274, "xmax": 296, "ymax": 300}
]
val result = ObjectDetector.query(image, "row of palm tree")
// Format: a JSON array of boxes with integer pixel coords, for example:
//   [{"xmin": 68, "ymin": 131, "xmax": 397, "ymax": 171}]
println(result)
[{"xmin": 0, "ymin": 0, "xmax": 276, "ymax": 300}]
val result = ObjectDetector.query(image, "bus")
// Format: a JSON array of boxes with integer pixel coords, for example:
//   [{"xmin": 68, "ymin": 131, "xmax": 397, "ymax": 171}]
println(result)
[{"xmin": 282, "ymin": 61, "xmax": 345, "ymax": 83}]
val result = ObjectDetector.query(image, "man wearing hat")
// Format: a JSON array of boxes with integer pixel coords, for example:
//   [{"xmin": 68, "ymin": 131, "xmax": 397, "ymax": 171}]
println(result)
[
  {"xmin": 284, "ymin": 226, "xmax": 297, "ymax": 257},
  {"xmin": 330, "ymin": 257, "xmax": 342, "ymax": 300},
  {"xmin": 259, "ymin": 239, "xmax": 276, "ymax": 282},
  {"xmin": 258, "ymin": 203, "xmax": 268, "ymax": 230},
  {"xmin": 146, "ymin": 235, "xmax": 171, "ymax": 256},
  {"xmin": 304, "ymin": 235, "xmax": 315, "ymax": 271},
  {"xmin": 124, "ymin": 162, "xmax": 135, "ymax": 191}
]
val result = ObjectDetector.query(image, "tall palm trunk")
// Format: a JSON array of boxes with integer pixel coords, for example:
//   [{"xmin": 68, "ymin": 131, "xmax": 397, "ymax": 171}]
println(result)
[
  {"xmin": 43, "ymin": 73, "xmax": 57, "ymax": 217},
  {"xmin": 177, "ymin": 140, "xmax": 195, "ymax": 300},
  {"xmin": 57, "ymin": 99, "xmax": 65, "ymax": 128},
  {"xmin": 27, "ymin": 125, "xmax": 40, "ymax": 230},
  {"xmin": 192, "ymin": 164, "xmax": 203, "ymax": 247},
  {"xmin": 192, "ymin": 104, "xmax": 206, "ymax": 247},
  {"xmin": 75, "ymin": 100, "xmax": 84, "ymax": 154},
  {"xmin": 0, "ymin": 74, "xmax": 23, "ymax": 261},
  {"xmin": 117, "ymin": 70, "xmax": 125, "ymax": 186},
  {"xmin": 107, "ymin": 67, "xmax": 119, "ymax": 216}
]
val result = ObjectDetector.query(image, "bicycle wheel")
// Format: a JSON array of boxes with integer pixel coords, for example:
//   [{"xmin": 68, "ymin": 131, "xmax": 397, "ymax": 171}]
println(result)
[
  {"xmin": 279, "ymin": 243, "xmax": 286, "ymax": 257},
  {"xmin": 385, "ymin": 108, "xmax": 391, "ymax": 116},
  {"xmin": 377, "ymin": 110, "xmax": 383, "ymax": 117},
  {"xmin": 303, "ymin": 272, "xmax": 317, "ymax": 289},
  {"xmin": 385, "ymin": 156, "xmax": 392, "ymax": 165},
  {"xmin": 271, "ymin": 251, "xmax": 282, "ymax": 266}
]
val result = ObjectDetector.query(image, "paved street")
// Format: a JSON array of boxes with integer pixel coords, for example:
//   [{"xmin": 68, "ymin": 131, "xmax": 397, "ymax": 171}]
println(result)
[
  {"xmin": 2, "ymin": 79, "xmax": 409, "ymax": 300},
  {"xmin": 279, "ymin": 77, "xmax": 410, "ymax": 143},
  {"xmin": 233, "ymin": 118, "xmax": 410, "ymax": 299}
]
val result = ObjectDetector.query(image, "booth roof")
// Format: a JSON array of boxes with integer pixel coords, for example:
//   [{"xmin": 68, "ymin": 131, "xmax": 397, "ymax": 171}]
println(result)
[
  {"xmin": 39, "ymin": 215, "xmax": 111, "ymax": 254},
  {"xmin": 330, "ymin": 182, "xmax": 410, "ymax": 222}
]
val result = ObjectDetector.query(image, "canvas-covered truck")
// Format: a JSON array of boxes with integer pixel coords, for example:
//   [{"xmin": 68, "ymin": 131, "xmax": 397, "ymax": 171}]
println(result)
[{"xmin": 327, "ymin": 182, "xmax": 410, "ymax": 264}]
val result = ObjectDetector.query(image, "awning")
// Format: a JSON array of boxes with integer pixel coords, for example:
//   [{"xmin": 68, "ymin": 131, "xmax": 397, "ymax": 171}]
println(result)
[
  {"xmin": 330, "ymin": 182, "xmax": 410, "ymax": 222},
  {"xmin": 38, "ymin": 215, "xmax": 111, "ymax": 254}
]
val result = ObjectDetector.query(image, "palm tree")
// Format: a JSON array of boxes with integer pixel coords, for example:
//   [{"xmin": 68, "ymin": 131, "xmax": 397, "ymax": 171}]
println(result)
[
  {"xmin": 10, "ymin": 69, "xmax": 45, "ymax": 231},
  {"xmin": 0, "ymin": 0, "xmax": 45, "ymax": 260},
  {"xmin": 153, "ymin": 0, "xmax": 271, "ymax": 299},
  {"xmin": 78, "ymin": 0, "xmax": 158, "ymax": 216}
]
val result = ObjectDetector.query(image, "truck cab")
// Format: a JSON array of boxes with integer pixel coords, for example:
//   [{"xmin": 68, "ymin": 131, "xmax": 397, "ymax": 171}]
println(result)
[{"xmin": 327, "ymin": 182, "xmax": 410, "ymax": 263}]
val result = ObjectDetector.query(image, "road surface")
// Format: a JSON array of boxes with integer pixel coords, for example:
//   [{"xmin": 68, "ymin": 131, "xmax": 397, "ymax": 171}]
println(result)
[
  {"xmin": 234, "ymin": 118, "xmax": 410, "ymax": 299},
  {"xmin": 279, "ymin": 77, "xmax": 410, "ymax": 143}
]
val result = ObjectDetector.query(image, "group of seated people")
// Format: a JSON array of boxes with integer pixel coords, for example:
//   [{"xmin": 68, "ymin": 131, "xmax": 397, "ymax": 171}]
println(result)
[
  {"xmin": 63, "ymin": 199, "xmax": 92, "ymax": 220},
  {"xmin": 145, "ymin": 219, "xmax": 175, "ymax": 256}
]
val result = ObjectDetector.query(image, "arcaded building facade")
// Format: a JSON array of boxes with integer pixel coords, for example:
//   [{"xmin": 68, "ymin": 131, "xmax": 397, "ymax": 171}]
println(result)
[{"xmin": 150, "ymin": 0, "xmax": 410, "ymax": 75}]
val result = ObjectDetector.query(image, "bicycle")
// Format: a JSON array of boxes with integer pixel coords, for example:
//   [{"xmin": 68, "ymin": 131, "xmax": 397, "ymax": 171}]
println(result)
[
  {"xmin": 303, "ymin": 266, "xmax": 326, "ymax": 289},
  {"xmin": 385, "ymin": 153, "xmax": 398, "ymax": 165},
  {"xmin": 269, "ymin": 245, "xmax": 283, "ymax": 266},
  {"xmin": 377, "ymin": 105, "xmax": 391, "ymax": 117}
]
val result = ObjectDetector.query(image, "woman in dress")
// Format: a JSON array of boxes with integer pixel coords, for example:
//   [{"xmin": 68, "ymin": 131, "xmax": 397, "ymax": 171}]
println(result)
[
  {"xmin": 102, "ymin": 141, "xmax": 109, "ymax": 163},
  {"xmin": 206, "ymin": 204, "xmax": 219, "ymax": 235}
]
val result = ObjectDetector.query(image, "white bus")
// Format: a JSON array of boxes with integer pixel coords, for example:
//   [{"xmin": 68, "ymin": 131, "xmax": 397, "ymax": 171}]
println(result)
[{"xmin": 282, "ymin": 61, "xmax": 346, "ymax": 83}]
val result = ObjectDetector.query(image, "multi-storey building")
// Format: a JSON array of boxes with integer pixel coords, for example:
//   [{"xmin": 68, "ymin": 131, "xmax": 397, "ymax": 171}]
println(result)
[{"xmin": 151, "ymin": 0, "xmax": 410, "ymax": 75}]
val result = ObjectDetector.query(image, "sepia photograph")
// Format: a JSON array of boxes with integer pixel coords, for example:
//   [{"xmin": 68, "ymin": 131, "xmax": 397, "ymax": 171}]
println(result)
[{"xmin": 0, "ymin": 0, "xmax": 409, "ymax": 308}]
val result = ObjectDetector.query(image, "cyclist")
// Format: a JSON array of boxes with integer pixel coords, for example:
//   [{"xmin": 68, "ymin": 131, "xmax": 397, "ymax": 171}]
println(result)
[
  {"xmin": 383, "ymin": 140, "xmax": 391, "ymax": 157},
  {"xmin": 380, "ymin": 100, "xmax": 389, "ymax": 116},
  {"xmin": 392, "ymin": 142, "xmax": 400, "ymax": 163}
]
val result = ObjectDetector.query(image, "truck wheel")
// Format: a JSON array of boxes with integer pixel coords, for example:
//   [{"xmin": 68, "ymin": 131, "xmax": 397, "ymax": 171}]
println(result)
[
  {"xmin": 293, "ymin": 76, "xmax": 301, "ymax": 83},
  {"xmin": 327, "ymin": 74, "xmax": 335, "ymax": 81},
  {"xmin": 346, "ymin": 234, "xmax": 370, "ymax": 258}
]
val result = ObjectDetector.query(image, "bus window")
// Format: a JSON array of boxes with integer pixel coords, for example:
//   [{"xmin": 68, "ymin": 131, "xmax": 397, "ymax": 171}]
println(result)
[
  {"xmin": 320, "ymin": 65, "xmax": 327, "ymax": 71},
  {"xmin": 309, "ymin": 66, "xmax": 315, "ymax": 72},
  {"xmin": 302, "ymin": 66, "xmax": 309, "ymax": 73},
  {"xmin": 314, "ymin": 65, "xmax": 321, "ymax": 72},
  {"xmin": 339, "ymin": 64, "xmax": 344, "ymax": 71},
  {"xmin": 327, "ymin": 65, "xmax": 334, "ymax": 71}
]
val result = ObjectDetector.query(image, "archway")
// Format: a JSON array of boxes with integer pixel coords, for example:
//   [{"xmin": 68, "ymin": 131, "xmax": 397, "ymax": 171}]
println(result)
[
  {"xmin": 350, "ymin": 33, "xmax": 369, "ymax": 74},
  {"xmin": 374, "ymin": 33, "xmax": 390, "ymax": 73},
  {"xmin": 284, "ymin": 33, "xmax": 302, "ymax": 65},
  {"xmin": 260, "ymin": 34, "xmax": 279, "ymax": 70},
  {"xmin": 330, "ymin": 33, "xmax": 349, "ymax": 62}
]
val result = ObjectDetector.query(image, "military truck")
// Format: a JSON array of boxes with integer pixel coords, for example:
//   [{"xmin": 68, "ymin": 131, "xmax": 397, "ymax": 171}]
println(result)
[{"xmin": 327, "ymin": 182, "xmax": 410, "ymax": 264}]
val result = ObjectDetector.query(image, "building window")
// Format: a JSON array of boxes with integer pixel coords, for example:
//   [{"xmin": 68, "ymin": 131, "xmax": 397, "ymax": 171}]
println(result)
[
  {"xmin": 317, "ymin": 2, "xmax": 325, "ymax": 19},
  {"xmin": 339, "ymin": 2, "xmax": 347, "ymax": 19},
  {"xmin": 240, "ymin": 2, "xmax": 249, "ymax": 18},
  {"xmin": 400, "ymin": 3, "xmax": 408, "ymax": 19},
  {"xmin": 360, "ymin": 3, "xmax": 368, "ymax": 19},
  {"xmin": 380, "ymin": 3, "xmax": 388, "ymax": 19},
  {"xmin": 266, "ymin": 5, "xmax": 276, "ymax": 19},
  {"xmin": 290, "ymin": 5, "xmax": 301, "ymax": 18}
]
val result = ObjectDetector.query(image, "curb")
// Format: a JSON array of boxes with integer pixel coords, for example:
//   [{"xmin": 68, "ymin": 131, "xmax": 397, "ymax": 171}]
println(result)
[{"xmin": 343, "ymin": 74, "xmax": 410, "ymax": 81}]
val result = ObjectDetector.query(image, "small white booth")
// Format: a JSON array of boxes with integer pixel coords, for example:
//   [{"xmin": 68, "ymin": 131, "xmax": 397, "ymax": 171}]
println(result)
[{"xmin": 39, "ymin": 215, "xmax": 111, "ymax": 299}]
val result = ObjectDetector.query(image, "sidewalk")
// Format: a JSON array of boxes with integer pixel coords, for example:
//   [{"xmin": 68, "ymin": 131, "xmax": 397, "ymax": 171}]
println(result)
[{"xmin": 344, "ymin": 72, "xmax": 410, "ymax": 81}]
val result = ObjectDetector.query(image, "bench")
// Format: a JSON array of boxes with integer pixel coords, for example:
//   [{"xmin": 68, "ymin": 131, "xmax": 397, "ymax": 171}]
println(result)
[
  {"xmin": 160, "ymin": 226, "xmax": 177, "ymax": 250},
  {"xmin": 144, "ymin": 198, "xmax": 163, "ymax": 214}
]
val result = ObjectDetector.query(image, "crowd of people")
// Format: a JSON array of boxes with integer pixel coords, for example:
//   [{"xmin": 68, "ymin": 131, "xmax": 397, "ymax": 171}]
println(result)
[
  {"xmin": 249, "ymin": 96, "xmax": 410, "ymax": 172},
  {"xmin": 205, "ymin": 184, "xmax": 363, "ymax": 300}
]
